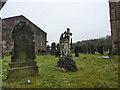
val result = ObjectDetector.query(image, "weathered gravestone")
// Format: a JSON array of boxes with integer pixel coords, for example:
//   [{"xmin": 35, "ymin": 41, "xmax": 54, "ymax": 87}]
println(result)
[
  {"xmin": 56, "ymin": 43, "xmax": 60, "ymax": 57},
  {"xmin": 82, "ymin": 45, "xmax": 87, "ymax": 54},
  {"xmin": 79, "ymin": 47, "xmax": 82, "ymax": 53},
  {"xmin": 7, "ymin": 21, "xmax": 38, "ymax": 78},
  {"xmin": 45, "ymin": 45, "xmax": 50, "ymax": 54},
  {"xmin": 99, "ymin": 46, "xmax": 104, "ymax": 55},
  {"xmin": 90, "ymin": 45, "xmax": 95, "ymax": 54},
  {"xmin": 56, "ymin": 28, "xmax": 77, "ymax": 72},
  {"xmin": 87, "ymin": 48, "xmax": 90, "ymax": 54},
  {"xmin": 74, "ymin": 46, "xmax": 79, "ymax": 57},
  {"xmin": 51, "ymin": 42, "xmax": 56, "ymax": 55}
]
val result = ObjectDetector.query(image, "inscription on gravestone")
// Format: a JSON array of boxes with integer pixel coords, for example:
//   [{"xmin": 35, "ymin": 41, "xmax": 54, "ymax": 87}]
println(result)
[{"xmin": 7, "ymin": 21, "xmax": 38, "ymax": 78}]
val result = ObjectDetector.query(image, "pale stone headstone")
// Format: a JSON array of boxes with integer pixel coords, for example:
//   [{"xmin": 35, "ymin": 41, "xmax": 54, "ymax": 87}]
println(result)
[{"xmin": 7, "ymin": 21, "xmax": 38, "ymax": 78}]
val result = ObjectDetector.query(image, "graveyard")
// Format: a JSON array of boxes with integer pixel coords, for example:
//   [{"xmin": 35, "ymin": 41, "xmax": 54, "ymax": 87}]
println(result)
[
  {"xmin": 2, "ymin": 53, "xmax": 118, "ymax": 88},
  {"xmin": 0, "ymin": 0, "xmax": 120, "ymax": 89}
]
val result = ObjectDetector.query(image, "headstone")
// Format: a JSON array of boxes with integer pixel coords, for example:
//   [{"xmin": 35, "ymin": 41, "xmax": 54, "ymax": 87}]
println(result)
[
  {"xmin": 50, "ymin": 42, "xmax": 56, "ymax": 55},
  {"xmin": 56, "ymin": 28, "xmax": 77, "ymax": 72},
  {"xmin": 7, "ymin": 21, "xmax": 38, "ymax": 79},
  {"xmin": 90, "ymin": 45, "xmax": 95, "ymax": 54},
  {"xmin": 87, "ymin": 48, "xmax": 90, "ymax": 54},
  {"xmin": 74, "ymin": 46, "xmax": 79, "ymax": 57},
  {"xmin": 56, "ymin": 43, "xmax": 60, "ymax": 57},
  {"xmin": 97, "ymin": 46, "xmax": 101, "ymax": 53},
  {"xmin": 82, "ymin": 45, "xmax": 87, "ymax": 54},
  {"xmin": 87, "ymin": 44, "xmax": 90, "ymax": 54},
  {"xmin": 45, "ymin": 45, "xmax": 50, "ymax": 54},
  {"xmin": 109, "ymin": 46, "xmax": 112, "ymax": 53},
  {"xmin": 79, "ymin": 47, "xmax": 82, "ymax": 53},
  {"xmin": 100, "ymin": 46, "xmax": 104, "ymax": 55}
]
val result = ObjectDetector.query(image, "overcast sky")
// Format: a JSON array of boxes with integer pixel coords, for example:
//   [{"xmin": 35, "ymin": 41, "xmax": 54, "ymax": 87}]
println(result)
[{"xmin": 0, "ymin": 0, "xmax": 111, "ymax": 45}]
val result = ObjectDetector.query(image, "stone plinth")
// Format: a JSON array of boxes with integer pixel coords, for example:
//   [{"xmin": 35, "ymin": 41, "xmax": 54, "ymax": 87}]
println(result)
[
  {"xmin": 7, "ymin": 61, "xmax": 38, "ymax": 78},
  {"xmin": 56, "ymin": 55, "xmax": 77, "ymax": 72}
]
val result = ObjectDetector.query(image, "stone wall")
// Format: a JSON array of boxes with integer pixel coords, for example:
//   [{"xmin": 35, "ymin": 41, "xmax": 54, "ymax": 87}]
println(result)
[
  {"xmin": 2, "ymin": 15, "xmax": 47, "ymax": 55},
  {"xmin": 109, "ymin": 0, "xmax": 120, "ymax": 54}
]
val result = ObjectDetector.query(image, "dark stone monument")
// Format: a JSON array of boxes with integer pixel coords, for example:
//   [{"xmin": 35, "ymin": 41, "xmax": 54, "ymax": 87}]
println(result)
[
  {"xmin": 7, "ymin": 21, "xmax": 38, "ymax": 78},
  {"xmin": 97, "ymin": 46, "xmax": 101, "ymax": 53},
  {"xmin": 79, "ymin": 47, "xmax": 82, "ymax": 53},
  {"xmin": 109, "ymin": 46, "xmax": 112, "ymax": 53},
  {"xmin": 45, "ymin": 45, "xmax": 50, "ymax": 54},
  {"xmin": 56, "ymin": 43, "xmax": 60, "ymax": 57},
  {"xmin": 87, "ymin": 48, "xmax": 90, "ymax": 54},
  {"xmin": 87, "ymin": 44, "xmax": 90, "ymax": 54},
  {"xmin": 74, "ymin": 46, "xmax": 79, "ymax": 57},
  {"xmin": 50, "ymin": 42, "xmax": 56, "ymax": 55},
  {"xmin": 100, "ymin": 46, "xmax": 104, "ymax": 55},
  {"xmin": 82, "ymin": 45, "xmax": 87, "ymax": 54},
  {"xmin": 90, "ymin": 45, "xmax": 95, "ymax": 54},
  {"xmin": 56, "ymin": 28, "xmax": 77, "ymax": 72}
]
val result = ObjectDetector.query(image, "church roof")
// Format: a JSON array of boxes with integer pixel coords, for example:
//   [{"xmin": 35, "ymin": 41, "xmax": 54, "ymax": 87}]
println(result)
[
  {"xmin": 2, "ymin": 15, "xmax": 47, "ymax": 34},
  {"xmin": 109, "ymin": 0, "xmax": 120, "ymax": 2}
]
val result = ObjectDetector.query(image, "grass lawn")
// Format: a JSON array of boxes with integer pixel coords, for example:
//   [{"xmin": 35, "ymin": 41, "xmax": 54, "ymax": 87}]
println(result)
[{"xmin": 2, "ymin": 54, "xmax": 119, "ymax": 88}]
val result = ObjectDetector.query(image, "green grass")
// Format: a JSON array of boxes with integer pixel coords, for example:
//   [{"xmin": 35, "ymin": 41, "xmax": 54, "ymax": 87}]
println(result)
[{"xmin": 2, "ymin": 54, "xmax": 119, "ymax": 88}]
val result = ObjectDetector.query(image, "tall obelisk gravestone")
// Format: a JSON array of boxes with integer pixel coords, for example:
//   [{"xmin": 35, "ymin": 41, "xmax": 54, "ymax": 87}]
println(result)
[{"xmin": 7, "ymin": 21, "xmax": 38, "ymax": 78}]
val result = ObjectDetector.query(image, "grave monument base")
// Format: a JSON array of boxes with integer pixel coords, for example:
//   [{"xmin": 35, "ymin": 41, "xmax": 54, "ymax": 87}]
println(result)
[
  {"xmin": 7, "ymin": 61, "xmax": 38, "ymax": 78},
  {"xmin": 56, "ymin": 55, "xmax": 77, "ymax": 72}
]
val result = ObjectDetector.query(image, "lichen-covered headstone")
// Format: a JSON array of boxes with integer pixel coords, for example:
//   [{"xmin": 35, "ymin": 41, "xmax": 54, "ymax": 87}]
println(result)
[
  {"xmin": 7, "ymin": 21, "xmax": 38, "ymax": 78},
  {"xmin": 56, "ymin": 28, "xmax": 77, "ymax": 72}
]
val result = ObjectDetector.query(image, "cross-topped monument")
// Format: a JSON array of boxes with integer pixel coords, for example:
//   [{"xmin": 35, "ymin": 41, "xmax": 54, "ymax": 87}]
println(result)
[{"xmin": 56, "ymin": 28, "xmax": 77, "ymax": 72}]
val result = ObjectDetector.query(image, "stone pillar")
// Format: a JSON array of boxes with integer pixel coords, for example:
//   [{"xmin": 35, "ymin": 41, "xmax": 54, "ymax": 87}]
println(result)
[
  {"xmin": 7, "ymin": 21, "xmax": 38, "ymax": 79},
  {"xmin": 109, "ymin": 0, "xmax": 120, "ymax": 54}
]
